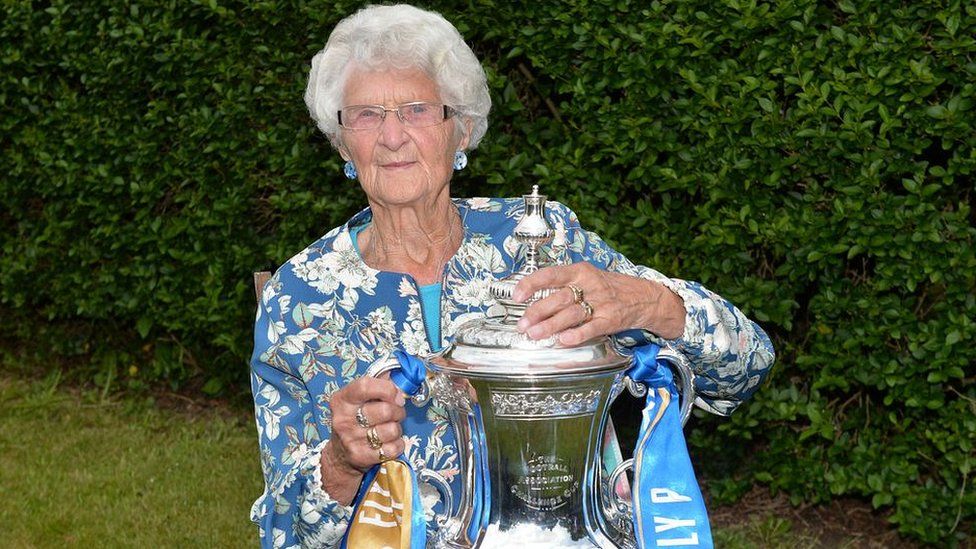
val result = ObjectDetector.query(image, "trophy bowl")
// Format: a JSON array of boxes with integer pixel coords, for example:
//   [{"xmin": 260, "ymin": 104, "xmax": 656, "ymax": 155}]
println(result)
[{"xmin": 426, "ymin": 326, "xmax": 633, "ymax": 548}]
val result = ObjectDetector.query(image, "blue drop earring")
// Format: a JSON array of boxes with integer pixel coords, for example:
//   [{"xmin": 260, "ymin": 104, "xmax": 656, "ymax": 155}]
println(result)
[
  {"xmin": 453, "ymin": 150, "xmax": 467, "ymax": 171},
  {"xmin": 343, "ymin": 161, "xmax": 357, "ymax": 180}
]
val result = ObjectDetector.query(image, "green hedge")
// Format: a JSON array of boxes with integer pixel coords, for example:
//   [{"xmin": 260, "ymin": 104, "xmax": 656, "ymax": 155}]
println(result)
[{"xmin": 2, "ymin": 0, "xmax": 973, "ymax": 543}]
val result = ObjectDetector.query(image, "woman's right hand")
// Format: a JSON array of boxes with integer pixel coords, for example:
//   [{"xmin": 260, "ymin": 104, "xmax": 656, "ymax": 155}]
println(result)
[{"xmin": 320, "ymin": 376, "xmax": 407, "ymax": 505}]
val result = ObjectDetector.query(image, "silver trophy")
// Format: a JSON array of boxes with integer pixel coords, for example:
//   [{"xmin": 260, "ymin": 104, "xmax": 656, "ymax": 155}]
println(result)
[{"xmin": 423, "ymin": 186, "xmax": 695, "ymax": 548}]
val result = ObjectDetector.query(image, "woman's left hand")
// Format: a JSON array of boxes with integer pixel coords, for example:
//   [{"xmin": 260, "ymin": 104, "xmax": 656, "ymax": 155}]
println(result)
[{"xmin": 513, "ymin": 262, "xmax": 686, "ymax": 345}]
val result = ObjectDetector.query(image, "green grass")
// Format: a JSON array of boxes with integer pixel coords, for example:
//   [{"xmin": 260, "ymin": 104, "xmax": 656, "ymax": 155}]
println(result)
[
  {"xmin": 0, "ymin": 372, "xmax": 875, "ymax": 548},
  {"xmin": 713, "ymin": 516, "xmax": 820, "ymax": 549},
  {"xmin": 0, "ymin": 373, "xmax": 263, "ymax": 548}
]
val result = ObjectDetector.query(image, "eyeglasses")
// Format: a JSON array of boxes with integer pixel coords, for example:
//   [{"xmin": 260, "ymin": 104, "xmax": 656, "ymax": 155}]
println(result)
[{"xmin": 338, "ymin": 102, "xmax": 457, "ymax": 130}]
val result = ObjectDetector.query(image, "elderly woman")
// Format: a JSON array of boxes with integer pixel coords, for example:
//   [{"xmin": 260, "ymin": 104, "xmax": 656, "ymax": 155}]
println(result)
[{"xmin": 250, "ymin": 4, "xmax": 774, "ymax": 547}]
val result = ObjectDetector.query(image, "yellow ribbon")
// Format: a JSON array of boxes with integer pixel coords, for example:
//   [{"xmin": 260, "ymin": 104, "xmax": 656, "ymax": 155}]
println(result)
[{"xmin": 346, "ymin": 461, "xmax": 417, "ymax": 548}]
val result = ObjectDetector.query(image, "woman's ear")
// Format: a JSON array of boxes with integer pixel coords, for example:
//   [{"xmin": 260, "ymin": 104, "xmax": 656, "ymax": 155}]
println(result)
[
  {"xmin": 458, "ymin": 117, "xmax": 474, "ymax": 151},
  {"xmin": 337, "ymin": 142, "xmax": 351, "ymax": 162}
]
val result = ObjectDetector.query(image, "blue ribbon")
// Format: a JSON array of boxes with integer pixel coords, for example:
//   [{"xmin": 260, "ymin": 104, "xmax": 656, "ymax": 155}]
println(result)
[
  {"xmin": 340, "ymin": 350, "xmax": 429, "ymax": 549},
  {"xmin": 627, "ymin": 344, "xmax": 714, "ymax": 548},
  {"xmin": 391, "ymin": 350, "xmax": 426, "ymax": 396}
]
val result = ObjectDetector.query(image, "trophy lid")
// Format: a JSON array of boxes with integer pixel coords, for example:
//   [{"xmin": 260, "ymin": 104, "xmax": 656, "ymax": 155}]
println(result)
[
  {"xmin": 434, "ymin": 186, "xmax": 628, "ymax": 379},
  {"xmin": 440, "ymin": 321, "xmax": 627, "ymax": 378}
]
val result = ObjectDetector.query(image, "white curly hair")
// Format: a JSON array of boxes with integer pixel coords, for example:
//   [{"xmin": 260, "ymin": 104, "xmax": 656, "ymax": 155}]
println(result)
[{"xmin": 304, "ymin": 4, "xmax": 491, "ymax": 150}]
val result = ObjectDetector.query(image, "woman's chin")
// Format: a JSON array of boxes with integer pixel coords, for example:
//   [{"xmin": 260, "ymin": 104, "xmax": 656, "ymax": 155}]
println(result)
[
  {"xmin": 366, "ymin": 186, "xmax": 437, "ymax": 207},
  {"xmin": 364, "ymin": 175, "xmax": 451, "ymax": 206}
]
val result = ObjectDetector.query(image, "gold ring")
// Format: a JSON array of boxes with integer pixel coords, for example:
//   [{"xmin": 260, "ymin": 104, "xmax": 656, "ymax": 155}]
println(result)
[
  {"xmin": 377, "ymin": 445, "xmax": 391, "ymax": 462},
  {"xmin": 567, "ymin": 284, "xmax": 584, "ymax": 304},
  {"xmin": 579, "ymin": 300, "xmax": 593, "ymax": 323},
  {"xmin": 355, "ymin": 406, "xmax": 371, "ymax": 429},
  {"xmin": 366, "ymin": 427, "xmax": 382, "ymax": 450}
]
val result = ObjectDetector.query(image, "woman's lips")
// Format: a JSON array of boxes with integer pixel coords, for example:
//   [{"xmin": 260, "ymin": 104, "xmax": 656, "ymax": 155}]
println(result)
[{"xmin": 380, "ymin": 161, "xmax": 416, "ymax": 169}]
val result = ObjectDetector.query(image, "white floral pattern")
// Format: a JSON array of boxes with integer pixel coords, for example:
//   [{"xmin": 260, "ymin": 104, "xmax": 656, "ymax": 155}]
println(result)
[{"xmin": 249, "ymin": 197, "xmax": 775, "ymax": 548}]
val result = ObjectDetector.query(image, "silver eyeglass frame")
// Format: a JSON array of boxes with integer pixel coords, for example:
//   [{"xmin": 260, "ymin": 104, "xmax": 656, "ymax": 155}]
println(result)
[{"xmin": 337, "ymin": 101, "xmax": 457, "ymax": 130}]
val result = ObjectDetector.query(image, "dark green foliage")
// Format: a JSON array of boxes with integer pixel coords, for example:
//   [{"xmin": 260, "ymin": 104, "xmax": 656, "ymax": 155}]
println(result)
[{"xmin": 1, "ymin": 0, "xmax": 973, "ymax": 543}]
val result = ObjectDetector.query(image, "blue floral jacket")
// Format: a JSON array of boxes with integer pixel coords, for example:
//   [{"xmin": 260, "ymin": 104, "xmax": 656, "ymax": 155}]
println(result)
[{"xmin": 249, "ymin": 197, "xmax": 775, "ymax": 548}]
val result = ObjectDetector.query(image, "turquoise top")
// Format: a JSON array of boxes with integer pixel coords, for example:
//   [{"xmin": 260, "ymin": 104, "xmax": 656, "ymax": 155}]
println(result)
[
  {"xmin": 350, "ymin": 224, "xmax": 442, "ymax": 351},
  {"xmin": 417, "ymin": 283, "xmax": 442, "ymax": 351}
]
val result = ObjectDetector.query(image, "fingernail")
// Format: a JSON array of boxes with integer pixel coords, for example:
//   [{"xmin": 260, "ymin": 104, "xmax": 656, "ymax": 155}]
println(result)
[
  {"xmin": 396, "ymin": 393, "xmax": 406, "ymax": 406},
  {"xmin": 516, "ymin": 318, "xmax": 528, "ymax": 332},
  {"xmin": 512, "ymin": 289, "xmax": 524, "ymax": 302}
]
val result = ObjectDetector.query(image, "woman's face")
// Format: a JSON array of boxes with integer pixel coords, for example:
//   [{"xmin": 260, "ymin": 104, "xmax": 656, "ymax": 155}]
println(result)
[{"xmin": 338, "ymin": 67, "xmax": 470, "ymax": 208}]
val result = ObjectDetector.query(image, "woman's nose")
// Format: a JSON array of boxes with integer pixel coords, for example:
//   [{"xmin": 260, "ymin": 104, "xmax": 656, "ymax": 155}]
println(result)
[{"xmin": 376, "ymin": 112, "xmax": 409, "ymax": 149}]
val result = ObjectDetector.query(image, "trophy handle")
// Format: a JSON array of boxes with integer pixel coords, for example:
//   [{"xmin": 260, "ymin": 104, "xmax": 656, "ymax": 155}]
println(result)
[
  {"xmin": 423, "ymin": 372, "xmax": 489, "ymax": 548},
  {"xmin": 655, "ymin": 346, "xmax": 696, "ymax": 428},
  {"xmin": 595, "ymin": 346, "xmax": 698, "ymax": 545},
  {"xmin": 416, "ymin": 467, "xmax": 454, "ymax": 527},
  {"xmin": 601, "ymin": 458, "xmax": 638, "ymax": 546}
]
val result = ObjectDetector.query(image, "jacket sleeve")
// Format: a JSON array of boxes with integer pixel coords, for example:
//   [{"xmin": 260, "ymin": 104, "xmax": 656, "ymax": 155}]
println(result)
[
  {"xmin": 554, "ymin": 203, "xmax": 776, "ymax": 416},
  {"xmin": 249, "ymin": 273, "xmax": 353, "ymax": 548}
]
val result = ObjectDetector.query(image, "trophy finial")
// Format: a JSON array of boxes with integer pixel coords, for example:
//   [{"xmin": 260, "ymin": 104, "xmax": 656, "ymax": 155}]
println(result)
[
  {"xmin": 488, "ymin": 185, "xmax": 556, "ymax": 319},
  {"xmin": 513, "ymin": 185, "xmax": 554, "ymax": 273}
]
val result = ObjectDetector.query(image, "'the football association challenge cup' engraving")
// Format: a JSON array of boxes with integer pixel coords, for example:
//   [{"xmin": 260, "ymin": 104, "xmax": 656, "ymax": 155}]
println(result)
[{"xmin": 511, "ymin": 454, "xmax": 579, "ymax": 510}]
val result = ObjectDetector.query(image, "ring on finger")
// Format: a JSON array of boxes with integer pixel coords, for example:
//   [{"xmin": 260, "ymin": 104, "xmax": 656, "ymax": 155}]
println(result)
[
  {"xmin": 567, "ymin": 284, "xmax": 584, "ymax": 304},
  {"xmin": 355, "ymin": 406, "xmax": 371, "ymax": 429},
  {"xmin": 578, "ymin": 300, "xmax": 594, "ymax": 324},
  {"xmin": 366, "ymin": 427, "xmax": 382, "ymax": 450}
]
